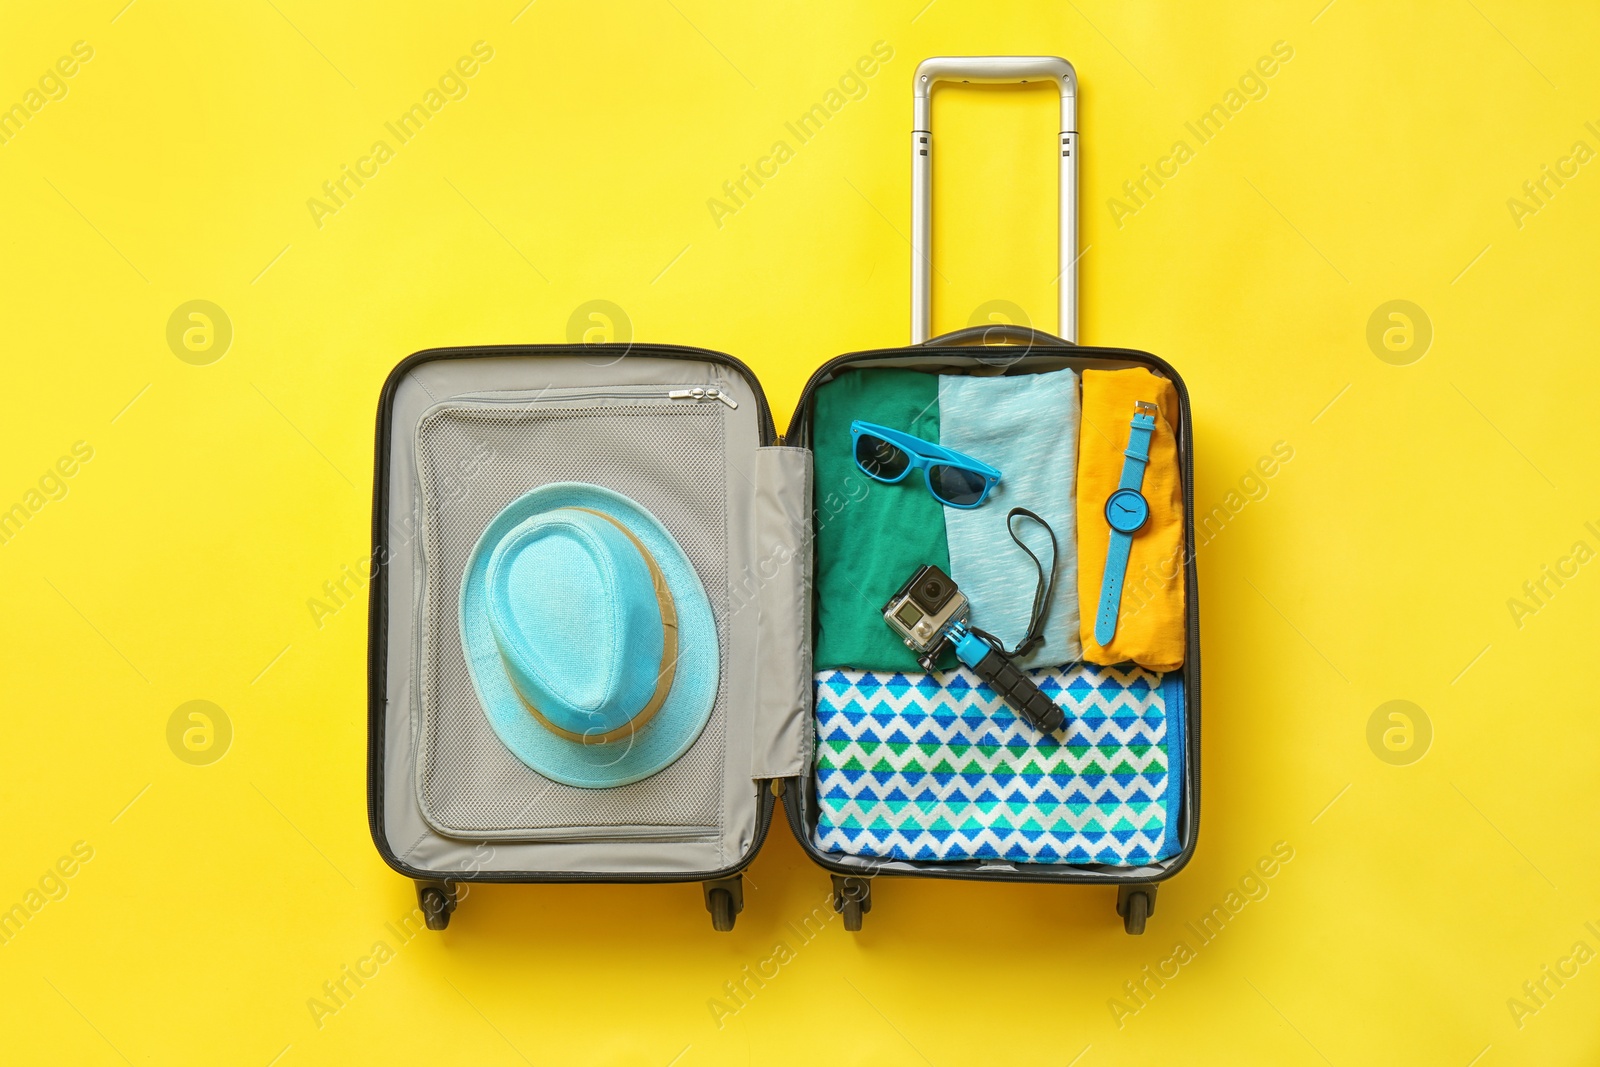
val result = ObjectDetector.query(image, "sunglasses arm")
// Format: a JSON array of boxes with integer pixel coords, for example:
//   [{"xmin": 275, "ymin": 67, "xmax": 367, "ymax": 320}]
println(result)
[{"xmin": 855, "ymin": 423, "xmax": 1001, "ymax": 479}]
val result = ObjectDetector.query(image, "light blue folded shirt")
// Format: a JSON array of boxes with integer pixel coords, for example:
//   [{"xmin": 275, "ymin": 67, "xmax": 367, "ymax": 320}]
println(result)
[{"xmin": 939, "ymin": 369, "xmax": 1081, "ymax": 668}]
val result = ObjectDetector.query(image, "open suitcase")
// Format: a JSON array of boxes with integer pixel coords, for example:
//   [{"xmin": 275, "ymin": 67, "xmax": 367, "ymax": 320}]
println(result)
[{"xmin": 367, "ymin": 56, "xmax": 1199, "ymax": 935}]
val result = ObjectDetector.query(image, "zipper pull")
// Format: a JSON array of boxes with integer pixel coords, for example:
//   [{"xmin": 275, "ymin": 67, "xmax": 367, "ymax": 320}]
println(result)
[{"xmin": 668, "ymin": 387, "xmax": 739, "ymax": 409}]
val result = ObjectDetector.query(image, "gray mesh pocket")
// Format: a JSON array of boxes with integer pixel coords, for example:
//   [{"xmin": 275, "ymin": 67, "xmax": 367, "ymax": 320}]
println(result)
[{"xmin": 413, "ymin": 396, "xmax": 728, "ymax": 839}]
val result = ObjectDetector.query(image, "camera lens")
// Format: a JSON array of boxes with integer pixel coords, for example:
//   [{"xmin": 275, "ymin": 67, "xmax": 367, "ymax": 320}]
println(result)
[{"xmin": 901, "ymin": 564, "xmax": 957, "ymax": 613}]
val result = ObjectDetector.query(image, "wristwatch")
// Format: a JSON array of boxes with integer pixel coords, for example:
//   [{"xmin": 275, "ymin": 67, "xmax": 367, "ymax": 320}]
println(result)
[{"xmin": 1094, "ymin": 400, "xmax": 1159, "ymax": 645}]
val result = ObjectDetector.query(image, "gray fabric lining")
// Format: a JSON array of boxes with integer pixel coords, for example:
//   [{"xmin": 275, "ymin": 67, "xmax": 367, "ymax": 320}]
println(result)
[
  {"xmin": 379, "ymin": 355, "xmax": 770, "ymax": 875},
  {"xmin": 413, "ymin": 395, "xmax": 728, "ymax": 840},
  {"xmin": 749, "ymin": 447, "xmax": 813, "ymax": 779}
]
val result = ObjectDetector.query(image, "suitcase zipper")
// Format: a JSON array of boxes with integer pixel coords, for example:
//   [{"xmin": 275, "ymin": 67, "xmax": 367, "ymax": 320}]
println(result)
[
  {"xmin": 450, "ymin": 386, "xmax": 740, "ymax": 409},
  {"xmin": 668, "ymin": 386, "xmax": 738, "ymax": 408}
]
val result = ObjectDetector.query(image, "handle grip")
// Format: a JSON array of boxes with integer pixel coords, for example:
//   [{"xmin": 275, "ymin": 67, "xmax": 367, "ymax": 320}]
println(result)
[
  {"xmin": 969, "ymin": 644, "xmax": 1065, "ymax": 734},
  {"xmin": 912, "ymin": 56, "xmax": 1079, "ymax": 128},
  {"xmin": 911, "ymin": 56, "xmax": 1079, "ymax": 345}
]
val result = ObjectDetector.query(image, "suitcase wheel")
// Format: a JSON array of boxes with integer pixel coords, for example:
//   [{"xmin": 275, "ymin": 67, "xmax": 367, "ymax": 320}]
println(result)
[
  {"xmin": 416, "ymin": 880, "xmax": 458, "ymax": 931},
  {"xmin": 831, "ymin": 875, "xmax": 872, "ymax": 933},
  {"xmin": 702, "ymin": 874, "xmax": 744, "ymax": 932},
  {"xmin": 1116, "ymin": 883, "xmax": 1156, "ymax": 936}
]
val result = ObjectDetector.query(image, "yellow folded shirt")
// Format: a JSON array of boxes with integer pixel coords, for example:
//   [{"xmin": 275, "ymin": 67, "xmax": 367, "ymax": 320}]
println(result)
[{"xmin": 1076, "ymin": 367, "xmax": 1186, "ymax": 671}]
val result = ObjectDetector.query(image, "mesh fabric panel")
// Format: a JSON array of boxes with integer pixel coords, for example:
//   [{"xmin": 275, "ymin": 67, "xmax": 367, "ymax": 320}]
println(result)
[{"xmin": 414, "ymin": 401, "xmax": 728, "ymax": 837}]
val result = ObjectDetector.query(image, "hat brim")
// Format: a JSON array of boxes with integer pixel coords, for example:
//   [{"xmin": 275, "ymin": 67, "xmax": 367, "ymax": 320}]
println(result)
[{"xmin": 459, "ymin": 483, "xmax": 719, "ymax": 788}]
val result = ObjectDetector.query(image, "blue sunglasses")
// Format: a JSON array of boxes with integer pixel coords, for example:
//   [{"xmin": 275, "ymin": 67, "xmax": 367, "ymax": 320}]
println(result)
[{"xmin": 850, "ymin": 421, "xmax": 1003, "ymax": 509}]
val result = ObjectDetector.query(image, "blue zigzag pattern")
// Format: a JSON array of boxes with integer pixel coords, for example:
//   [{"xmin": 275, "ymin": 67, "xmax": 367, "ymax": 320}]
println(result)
[{"xmin": 813, "ymin": 663, "xmax": 1181, "ymax": 865}]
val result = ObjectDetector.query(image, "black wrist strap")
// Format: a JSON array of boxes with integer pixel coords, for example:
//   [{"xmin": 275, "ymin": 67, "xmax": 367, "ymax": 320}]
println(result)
[{"xmin": 972, "ymin": 507, "xmax": 1058, "ymax": 659}]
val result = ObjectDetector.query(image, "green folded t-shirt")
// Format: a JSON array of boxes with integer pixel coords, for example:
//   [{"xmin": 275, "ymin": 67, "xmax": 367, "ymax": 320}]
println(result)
[{"xmin": 813, "ymin": 368, "xmax": 953, "ymax": 671}]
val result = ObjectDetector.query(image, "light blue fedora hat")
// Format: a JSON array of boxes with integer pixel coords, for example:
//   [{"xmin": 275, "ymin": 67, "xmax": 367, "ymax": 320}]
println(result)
[{"xmin": 459, "ymin": 482, "xmax": 718, "ymax": 788}]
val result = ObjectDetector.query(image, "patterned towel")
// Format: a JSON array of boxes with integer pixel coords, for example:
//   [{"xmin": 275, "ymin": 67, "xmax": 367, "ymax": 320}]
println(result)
[{"xmin": 813, "ymin": 664, "xmax": 1184, "ymax": 865}]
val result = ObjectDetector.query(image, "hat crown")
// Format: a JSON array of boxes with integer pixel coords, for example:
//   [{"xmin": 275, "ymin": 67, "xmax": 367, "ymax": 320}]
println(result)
[
  {"xmin": 485, "ymin": 509, "xmax": 666, "ymax": 738},
  {"xmin": 460, "ymin": 482, "xmax": 717, "ymax": 788}
]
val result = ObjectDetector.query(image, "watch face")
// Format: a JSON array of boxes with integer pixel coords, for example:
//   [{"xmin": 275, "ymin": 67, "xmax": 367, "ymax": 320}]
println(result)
[{"xmin": 1105, "ymin": 489, "xmax": 1150, "ymax": 534}]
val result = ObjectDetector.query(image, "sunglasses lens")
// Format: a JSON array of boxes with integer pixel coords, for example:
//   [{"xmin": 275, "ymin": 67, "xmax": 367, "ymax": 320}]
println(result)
[
  {"xmin": 855, "ymin": 434, "xmax": 909, "ymax": 480},
  {"xmin": 930, "ymin": 464, "xmax": 988, "ymax": 506}
]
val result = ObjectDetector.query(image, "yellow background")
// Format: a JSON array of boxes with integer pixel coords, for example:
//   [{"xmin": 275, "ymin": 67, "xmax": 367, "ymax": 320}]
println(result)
[{"xmin": 2, "ymin": 0, "xmax": 1597, "ymax": 1063}]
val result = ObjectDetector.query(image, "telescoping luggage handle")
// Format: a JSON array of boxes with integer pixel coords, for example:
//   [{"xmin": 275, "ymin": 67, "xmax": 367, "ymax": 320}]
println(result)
[{"xmin": 911, "ymin": 56, "xmax": 1079, "ymax": 345}]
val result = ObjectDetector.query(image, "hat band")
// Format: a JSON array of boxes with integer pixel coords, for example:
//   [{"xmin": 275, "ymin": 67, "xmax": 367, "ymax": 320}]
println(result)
[{"xmin": 508, "ymin": 507, "xmax": 680, "ymax": 746}]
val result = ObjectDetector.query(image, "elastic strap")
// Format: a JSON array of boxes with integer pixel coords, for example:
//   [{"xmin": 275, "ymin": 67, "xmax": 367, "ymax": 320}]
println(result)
[{"xmin": 972, "ymin": 507, "xmax": 1057, "ymax": 658}]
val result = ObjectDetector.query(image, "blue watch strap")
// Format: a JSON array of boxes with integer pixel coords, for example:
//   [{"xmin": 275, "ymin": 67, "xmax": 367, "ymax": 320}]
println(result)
[
  {"xmin": 1095, "ymin": 404, "xmax": 1159, "ymax": 646},
  {"xmin": 1119, "ymin": 413, "xmax": 1155, "ymax": 490},
  {"xmin": 1095, "ymin": 531, "xmax": 1135, "ymax": 644}
]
